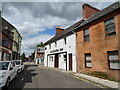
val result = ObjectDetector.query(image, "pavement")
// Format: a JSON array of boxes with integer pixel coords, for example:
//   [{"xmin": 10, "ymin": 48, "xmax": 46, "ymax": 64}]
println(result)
[
  {"xmin": 37, "ymin": 64, "xmax": 120, "ymax": 89},
  {"xmin": 7, "ymin": 63, "xmax": 108, "ymax": 89}
]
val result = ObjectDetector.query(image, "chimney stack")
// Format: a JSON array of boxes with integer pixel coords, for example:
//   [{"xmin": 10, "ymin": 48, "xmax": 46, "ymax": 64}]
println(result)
[
  {"xmin": 82, "ymin": 3, "xmax": 100, "ymax": 19},
  {"xmin": 56, "ymin": 26, "xmax": 64, "ymax": 35}
]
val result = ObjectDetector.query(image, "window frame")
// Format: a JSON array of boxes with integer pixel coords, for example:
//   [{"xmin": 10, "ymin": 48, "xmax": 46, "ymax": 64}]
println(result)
[
  {"xmin": 83, "ymin": 29, "xmax": 90, "ymax": 42},
  {"xmin": 49, "ymin": 44, "xmax": 51, "ymax": 49},
  {"xmin": 104, "ymin": 18, "xmax": 116, "ymax": 37},
  {"xmin": 64, "ymin": 38, "xmax": 67, "ymax": 45},
  {"xmin": 107, "ymin": 50, "xmax": 120, "ymax": 70},
  {"xmin": 85, "ymin": 53, "xmax": 92, "ymax": 68}
]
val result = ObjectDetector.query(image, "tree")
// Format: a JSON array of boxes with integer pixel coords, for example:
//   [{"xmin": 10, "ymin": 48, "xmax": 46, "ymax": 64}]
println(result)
[
  {"xmin": 20, "ymin": 53, "xmax": 26, "ymax": 60},
  {"xmin": 31, "ymin": 51, "xmax": 35, "ymax": 59},
  {"xmin": 37, "ymin": 42, "xmax": 44, "ymax": 47}
]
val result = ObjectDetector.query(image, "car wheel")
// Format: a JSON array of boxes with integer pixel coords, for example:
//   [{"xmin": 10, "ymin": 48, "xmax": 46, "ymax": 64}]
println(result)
[
  {"xmin": 17, "ymin": 70, "xmax": 19, "ymax": 74},
  {"xmin": 5, "ymin": 78, "xmax": 10, "ymax": 88}
]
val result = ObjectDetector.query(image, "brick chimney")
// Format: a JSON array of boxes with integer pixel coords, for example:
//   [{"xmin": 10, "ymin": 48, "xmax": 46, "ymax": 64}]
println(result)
[
  {"xmin": 56, "ymin": 26, "xmax": 64, "ymax": 35},
  {"xmin": 82, "ymin": 3, "xmax": 100, "ymax": 19}
]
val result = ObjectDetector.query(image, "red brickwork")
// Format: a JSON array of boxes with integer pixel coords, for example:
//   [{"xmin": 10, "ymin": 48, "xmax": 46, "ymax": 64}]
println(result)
[{"xmin": 76, "ymin": 10, "xmax": 120, "ymax": 81}]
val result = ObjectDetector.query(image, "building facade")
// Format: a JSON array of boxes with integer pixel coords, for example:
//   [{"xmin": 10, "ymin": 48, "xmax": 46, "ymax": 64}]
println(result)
[
  {"xmin": 0, "ymin": 17, "xmax": 14, "ymax": 60},
  {"xmin": 12, "ymin": 28, "xmax": 22, "ymax": 60},
  {"xmin": 75, "ymin": 2, "xmax": 120, "ymax": 81},
  {"xmin": 35, "ymin": 47, "xmax": 45, "ymax": 64},
  {"xmin": 0, "ymin": 17, "xmax": 22, "ymax": 61},
  {"xmin": 44, "ymin": 22, "xmax": 83, "ymax": 72}
]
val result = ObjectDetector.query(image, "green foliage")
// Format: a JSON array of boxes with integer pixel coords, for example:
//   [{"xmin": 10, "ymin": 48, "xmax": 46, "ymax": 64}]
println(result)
[
  {"xmin": 31, "ymin": 51, "xmax": 35, "ymax": 59},
  {"xmin": 20, "ymin": 53, "xmax": 26, "ymax": 59},
  {"xmin": 88, "ymin": 71, "xmax": 109, "ymax": 79},
  {"xmin": 37, "ymin": 42, "xmax": 44, "ymax": 47}
]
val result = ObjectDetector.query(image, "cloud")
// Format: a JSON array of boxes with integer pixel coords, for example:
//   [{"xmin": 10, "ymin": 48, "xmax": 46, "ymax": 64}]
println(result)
[{"xmin": 2, "ymin": 2, "xmax": 116, "ymax": 57}]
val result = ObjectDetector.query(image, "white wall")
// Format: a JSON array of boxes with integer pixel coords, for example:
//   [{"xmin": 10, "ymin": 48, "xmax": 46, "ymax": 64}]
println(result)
[{"xmin": 44, "ymin": 33, "xmax": 76, "ymax": 72}]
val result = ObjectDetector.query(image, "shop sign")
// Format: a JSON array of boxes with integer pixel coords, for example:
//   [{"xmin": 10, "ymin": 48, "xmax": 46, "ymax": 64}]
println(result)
[{"xmin": 50, "ymin": 48, "xmax": 63, "ymax": 53}]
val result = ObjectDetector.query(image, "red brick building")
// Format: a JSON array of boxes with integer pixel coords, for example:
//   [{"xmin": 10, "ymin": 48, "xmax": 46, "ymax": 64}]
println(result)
[
  {"xmin": 75, "ymin": 2, "xmax": 120, "ymax": 81},
  {"xmin": 0, "ymin": 17, "xmax": 14, "ymax": 60}
]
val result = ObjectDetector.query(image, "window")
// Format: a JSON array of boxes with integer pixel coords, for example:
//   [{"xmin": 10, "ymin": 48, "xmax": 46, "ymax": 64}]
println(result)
[
  {"xmin": 63, "ymin": 54, "xmax": 67, "ymax": 61},
  {"xmin": 49, "ymin": 44, "xmax": 51, "ymax": 49},
  {"xmin": 108, "ymin": 51, "xmax": 120, "ymax": 70},
  {"xmin": 84, "ymin": 29, "xmax": 90, "ymax": 42},
  {"xmin": 49, "ymin": 56, "xmax": 53, "ymax": 61},
  {"xmin": 64, "ymin": 38, "xmax": 67, "ymax": 45},
  {"xmin": 105, "ymin": 18, "xmax": 116, "ymax": 36},
  {"xmin": 55, "ymin": 42, "xmax": 57, "ymax": 47},
  {"xmin": 85, "ymin": 53, "xmax": 92, "ymax": 68}
]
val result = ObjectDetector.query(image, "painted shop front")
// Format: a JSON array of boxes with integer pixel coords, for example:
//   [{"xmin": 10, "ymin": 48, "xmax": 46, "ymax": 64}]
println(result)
[{"xmin": 44, "ymin": 33, "xmax": 77, "ymax": 72}]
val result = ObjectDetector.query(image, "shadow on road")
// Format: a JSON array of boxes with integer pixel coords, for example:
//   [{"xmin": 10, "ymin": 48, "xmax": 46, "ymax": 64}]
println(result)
[{"xmin": 4, "ymin": 64, "xmax": 38, "ymax": 90}]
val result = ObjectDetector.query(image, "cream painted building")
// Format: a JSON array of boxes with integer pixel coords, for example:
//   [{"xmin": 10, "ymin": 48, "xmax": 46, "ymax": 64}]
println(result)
[{"xmin": 11, "ymin": 28, "xmax": 22, "ymax": 60}]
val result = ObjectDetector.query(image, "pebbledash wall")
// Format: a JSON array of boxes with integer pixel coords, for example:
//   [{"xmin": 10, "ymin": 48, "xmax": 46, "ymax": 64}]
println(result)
[
  {"xmin": 44, "ymin": 33, "xmax": 77, "ymax": 72},
  {"xmin": 76, "ymin": 2, "xmax": 120, "ymax": 81}
]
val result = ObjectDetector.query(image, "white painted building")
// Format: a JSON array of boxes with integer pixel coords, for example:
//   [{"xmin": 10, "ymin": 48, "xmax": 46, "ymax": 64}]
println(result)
[{"xmin": 44, "ymin": 20, "xmax": 84, "ymax": 72}]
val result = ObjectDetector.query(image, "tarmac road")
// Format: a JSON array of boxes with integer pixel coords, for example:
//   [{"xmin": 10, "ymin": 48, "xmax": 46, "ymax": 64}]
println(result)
[{"xmin": 7, "ymin": 64, "xmax": 104, "ymax": 89}]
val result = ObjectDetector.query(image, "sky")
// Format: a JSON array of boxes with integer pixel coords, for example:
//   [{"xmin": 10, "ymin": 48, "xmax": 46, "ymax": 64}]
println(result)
[{"xmin": 1, "ymin": 1, "xmax": 118, "ymax": 57}]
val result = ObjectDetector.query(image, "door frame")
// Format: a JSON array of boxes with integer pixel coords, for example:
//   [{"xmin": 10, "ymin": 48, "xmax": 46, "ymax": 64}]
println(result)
[
  {"xmin": 69, "ymin": 53, "xmax": 72, "ymax": 71},
  {"xmin": 47, "ymin": 51, "xmax": 67, "ymax": 70}
]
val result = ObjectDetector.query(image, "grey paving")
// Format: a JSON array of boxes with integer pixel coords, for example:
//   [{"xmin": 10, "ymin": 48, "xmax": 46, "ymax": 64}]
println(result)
[{"xmin": 8, "ymin": 64, "xmax": 103, "ymax": 89}]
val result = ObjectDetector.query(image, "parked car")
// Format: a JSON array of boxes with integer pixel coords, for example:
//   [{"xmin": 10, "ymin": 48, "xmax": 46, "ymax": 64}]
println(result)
[
  {"xmin": 0, "ymin": 61, "xmax": 17, "ymax": 89},
  {"xmin": 14, "ymin": 60, "xmax": 24, "ymax": 74}
]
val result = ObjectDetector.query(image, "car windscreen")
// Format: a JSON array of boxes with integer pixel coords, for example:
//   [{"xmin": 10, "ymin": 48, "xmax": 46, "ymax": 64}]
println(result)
[
  {"xmin": 0, "ymin": 62, "xmax": 9, "ymax": 70},
  {"xmin": 15, "ymin": 61, "xmax": 21, "ymax": 65}
]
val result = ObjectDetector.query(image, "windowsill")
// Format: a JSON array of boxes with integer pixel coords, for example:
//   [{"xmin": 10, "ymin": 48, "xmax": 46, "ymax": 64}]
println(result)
[
  {"xmin": 109, "ymin": 68, "xmax": 120, "ymax": 70},
  {"xmin": 105, "ymin": 35, "xmax": 117, "ymax": 40}
]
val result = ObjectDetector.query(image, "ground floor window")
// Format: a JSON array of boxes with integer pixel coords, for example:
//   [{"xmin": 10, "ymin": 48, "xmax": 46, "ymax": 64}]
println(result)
[
  {"xmin": 85, "ymin": 53, "xmax": 92, "ymax": 68},
  {"xmin": 108, "ymin": 50, "xmax": 120, "ymax": 70}
]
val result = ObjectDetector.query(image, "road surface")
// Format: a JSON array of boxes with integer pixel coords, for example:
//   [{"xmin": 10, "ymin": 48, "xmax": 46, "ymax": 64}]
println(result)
[{"xmin": 7, "ymin": 64, "xmax": 104, "ymax": 89}]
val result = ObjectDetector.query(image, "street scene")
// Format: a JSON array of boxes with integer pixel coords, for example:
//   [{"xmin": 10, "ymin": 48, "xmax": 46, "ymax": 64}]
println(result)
[{"xmin": 0, "ymin": 0, "xmax": 120, "ymax": 90}]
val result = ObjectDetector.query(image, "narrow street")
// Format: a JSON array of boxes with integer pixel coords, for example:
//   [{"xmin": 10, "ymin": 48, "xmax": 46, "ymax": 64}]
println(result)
[{"xmin": 8, "ymin": 64, "xmax": 102, "ymax": 89}]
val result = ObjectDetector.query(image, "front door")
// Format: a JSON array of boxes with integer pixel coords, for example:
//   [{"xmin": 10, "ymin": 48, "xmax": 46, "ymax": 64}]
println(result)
[
  {"xmin": 54, "ymin": 54, "xmax": 59, "ymax": 68},
  {"xmin": 69, "ymin": 54, "xmax": 72, "ymax": 71}
]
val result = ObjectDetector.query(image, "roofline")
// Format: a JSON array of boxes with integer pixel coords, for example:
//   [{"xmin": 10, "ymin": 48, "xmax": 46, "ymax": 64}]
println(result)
[
  {"xmin": 44, "ymin": 19, "xmax": 84, "ymax": 46},
  {"xmin": 2, "ymin": 17, "xmax": 22, "ymax": 39},
  {"xmin": 82, "ymin": 3, "xmax": 100, "ymax": 11},
  {"xmin": 74, "ymin": 2, "xmax": 120, "ymax": 32}
]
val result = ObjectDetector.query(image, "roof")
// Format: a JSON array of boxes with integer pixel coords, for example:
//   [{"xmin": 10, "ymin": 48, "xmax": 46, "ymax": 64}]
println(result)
[
  {"xmin": 44, "ymin": 19, "xmax": 84, "ymax": 45},
  {"xmin": 74, "ymin": 2, "xmax": 120, "ymax": 31},
  {"xmin": 44, "ymin": 2, "xmax": 120, "ymax": 46}
]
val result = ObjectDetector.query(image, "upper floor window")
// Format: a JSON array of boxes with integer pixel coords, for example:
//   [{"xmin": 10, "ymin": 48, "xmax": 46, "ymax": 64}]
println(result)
[
  {"xmin": 105, "ymin": 18, "xmax": 116, "ymax": 36},
  {"xmin": 64, "ymin": 38, "xmax": 67, "ymax": 45},
  {"xmin": 108, "ymin": 51, "xmax": 120, "ymax": 70},
  {"xmin": 85, "ymin": 53, "xmax": 92, "ymax": 68},
  {"xmin": 84, "ymin": 29, "xmax": 90, "ymax": 42},
  {"xmin": 49, "ymin": 44, "xmax": 51, "ymax": 49},
  {"xmin": 55, "ymin": 42, "xmax": 57, "ymax": 47}
]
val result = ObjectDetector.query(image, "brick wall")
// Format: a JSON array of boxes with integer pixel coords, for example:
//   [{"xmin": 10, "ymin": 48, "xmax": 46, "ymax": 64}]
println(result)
[{"xmin": 76, "ymin": 10, "xmax": 120, "ymax": 81}]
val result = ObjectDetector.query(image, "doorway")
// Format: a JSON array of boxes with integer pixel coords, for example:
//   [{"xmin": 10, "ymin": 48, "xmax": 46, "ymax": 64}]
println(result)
[
  {"xmin": 54, "ymin": 54, "xmax": 59, "ymax": 68},
  {"xmin": 69, "ymin": 53, "xmax": 72, "ymax": 71}
]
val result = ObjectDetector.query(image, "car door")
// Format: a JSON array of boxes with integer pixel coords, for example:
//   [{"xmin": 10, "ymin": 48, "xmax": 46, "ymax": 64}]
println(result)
[{"xmin": 9, "ymin": 62, "xmax": 15, "ymax": 80}]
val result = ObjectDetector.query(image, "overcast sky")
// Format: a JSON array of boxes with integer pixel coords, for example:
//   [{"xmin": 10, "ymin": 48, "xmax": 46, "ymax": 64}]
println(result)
[{"xmin": 1, "ymin": 1, "xmax": 117, "ymax": 57}]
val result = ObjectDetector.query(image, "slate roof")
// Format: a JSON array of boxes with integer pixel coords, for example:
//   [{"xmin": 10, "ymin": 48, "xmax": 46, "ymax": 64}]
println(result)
[
  {"xmin": 74, "ymin": 2, "xmax": 120, "ymax": 31},
  {"xmin": 44, "ymin": 2, "xmax": 120, "ymax": 45},
  {"xmin": 44, "ymin": 19, "xmax": 84, "ymax": 45}
]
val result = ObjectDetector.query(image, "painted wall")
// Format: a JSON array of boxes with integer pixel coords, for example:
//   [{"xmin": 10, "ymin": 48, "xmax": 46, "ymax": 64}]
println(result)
[{"xmin": 44, "ymin": 34, "xmax": 77, "ymax": 72}]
